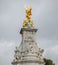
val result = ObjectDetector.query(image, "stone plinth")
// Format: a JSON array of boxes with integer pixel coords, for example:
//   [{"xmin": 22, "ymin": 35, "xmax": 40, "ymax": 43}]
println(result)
[{"xmin": 12, "ymin": 28, "xmax": 45, "ymax": 65}]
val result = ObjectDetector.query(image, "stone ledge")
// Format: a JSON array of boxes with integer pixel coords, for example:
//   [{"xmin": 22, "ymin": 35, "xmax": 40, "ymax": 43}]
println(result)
[
  {"xmin": 12, "ymin": 59, "xmax": 44, "ymax": 64},
  {"xmin": 20, "ymin": 28, "xmax": 38, "ymax": 34}
]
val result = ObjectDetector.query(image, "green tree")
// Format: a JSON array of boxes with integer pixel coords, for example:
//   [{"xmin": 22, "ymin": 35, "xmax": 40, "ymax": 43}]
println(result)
[{"xmin": 44, "ymin": 58, "xmax": 55, "ymax": 65}]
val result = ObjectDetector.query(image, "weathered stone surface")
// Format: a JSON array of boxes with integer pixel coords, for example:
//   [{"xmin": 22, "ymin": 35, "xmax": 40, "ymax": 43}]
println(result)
[{"xmin": 12, "ymin": 28, "xmax": 45, "ymax": 65}]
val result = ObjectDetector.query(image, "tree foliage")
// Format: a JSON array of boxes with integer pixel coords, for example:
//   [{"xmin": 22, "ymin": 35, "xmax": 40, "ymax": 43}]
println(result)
[{"xmin": 44, "ymin": 58, "xmax": 55, "ymax": 65}]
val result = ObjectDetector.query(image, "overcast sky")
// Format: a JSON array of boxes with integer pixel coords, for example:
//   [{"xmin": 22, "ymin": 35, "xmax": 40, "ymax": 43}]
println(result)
[{"xmin": 0, "ymin": 0, "xmax": 58, "ymax": 65}]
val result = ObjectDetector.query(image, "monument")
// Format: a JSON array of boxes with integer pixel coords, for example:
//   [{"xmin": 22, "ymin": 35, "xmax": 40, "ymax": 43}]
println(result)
[{"xmin": 11, "ymin": 6, "xmax": 45, "ymax": 65}]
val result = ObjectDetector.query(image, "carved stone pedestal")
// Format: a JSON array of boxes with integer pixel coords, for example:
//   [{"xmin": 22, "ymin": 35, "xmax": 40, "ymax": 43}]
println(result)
[{"xmin": 11, "ymin": 28, "xmax": 45, "ymax": 65}]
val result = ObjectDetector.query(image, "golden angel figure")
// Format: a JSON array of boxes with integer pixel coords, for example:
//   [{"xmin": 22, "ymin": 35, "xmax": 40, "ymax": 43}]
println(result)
[{"xmin": 23, "ymin": 6, "xmax": 34, "ymax": 28}]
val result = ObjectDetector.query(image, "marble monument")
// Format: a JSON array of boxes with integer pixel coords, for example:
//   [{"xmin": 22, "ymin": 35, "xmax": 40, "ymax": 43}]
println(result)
[{"xmin": 11, "ymin": 6, "xmax": 45, "ymax": 65}]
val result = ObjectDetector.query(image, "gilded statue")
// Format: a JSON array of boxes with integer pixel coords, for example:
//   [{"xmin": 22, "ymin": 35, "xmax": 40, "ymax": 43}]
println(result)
[
  {"xmin": 23, "ymin": 6, "xmax": 34, "ymax": 28},
  {"xmin": 25, "ymin": 5, "xmax": 32, "ymax": 19}
]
